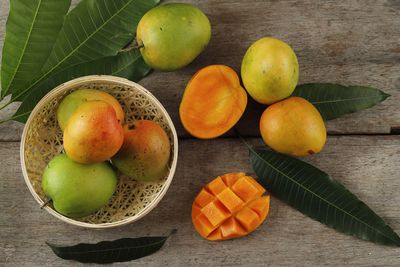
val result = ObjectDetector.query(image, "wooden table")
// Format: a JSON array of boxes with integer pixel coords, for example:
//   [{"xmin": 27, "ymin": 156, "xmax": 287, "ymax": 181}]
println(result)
[{"xmin": 1, "ymin": 1, "xmax": 399, "ymax": 266}]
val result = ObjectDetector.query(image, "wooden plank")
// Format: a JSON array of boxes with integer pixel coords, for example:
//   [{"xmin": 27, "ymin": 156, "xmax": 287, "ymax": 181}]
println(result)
[
  {"xmin": 1, "ymin": 136, "xmax": 399, "ymax": 266},
  {"xmin": 1, "ymin": 0, "xmax": 400, "ymax": 140}
]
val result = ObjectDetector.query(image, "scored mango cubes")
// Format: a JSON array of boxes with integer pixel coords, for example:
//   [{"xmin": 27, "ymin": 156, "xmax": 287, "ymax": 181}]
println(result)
[{"xmin": 192, "ymin": 172, "xmax": 270, "ymax": 241}]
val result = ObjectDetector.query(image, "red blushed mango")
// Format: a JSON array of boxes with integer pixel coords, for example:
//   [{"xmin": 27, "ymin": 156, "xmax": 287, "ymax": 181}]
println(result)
[
  {"xmin": 57, "ymin": 89, "xmax": 124, "ymax": 130},
  {"xmin": 192, "ymin": 172, "xmax": 270, "ymax": 241},
  {"xmin": 63, "ymin": 101, "xmax": 124, "ymax": 164},
  {"xmin": 179, "ymin": 65, "xmax": 247, "ymax": 139},
  {"xmin": 111, "ymin": 120, "xmax": 171, "ymax": 182},
  {"xmin": 260, "ymin": 96, "xmax": 326, "ymax": 156}
]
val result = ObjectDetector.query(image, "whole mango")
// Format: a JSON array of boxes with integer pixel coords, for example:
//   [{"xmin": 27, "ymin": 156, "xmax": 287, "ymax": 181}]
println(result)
[
  {"xmin": 57, "ymin": 89, "xmax": 124, "ymax": 130},
  {"xmin": 42, "ymin": 154, "xmax": 117, "ymax": 218},
  {"xmin": 259, "ymin": 97, "xmax": 326, "ymax": 156},
  {"xmin": 241, "ymin": 37, "xmax": 299, "ymax": 104},
  {"xmin": 136, "ymin": 3, "xmax": 211, "ymax": 71},
  {"xmin": 112, "ymin": 120, "xmax": 171, "ymax": 181},
  {"xmin": 63, "ymin": 101, "xmax": 124, "ymax": 164}
]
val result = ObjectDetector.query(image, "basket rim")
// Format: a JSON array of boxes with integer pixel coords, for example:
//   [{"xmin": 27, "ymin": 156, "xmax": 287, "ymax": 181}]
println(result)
[{"xmin": 20, "ymin": 75, "xmax": 179, "ymax": 229}]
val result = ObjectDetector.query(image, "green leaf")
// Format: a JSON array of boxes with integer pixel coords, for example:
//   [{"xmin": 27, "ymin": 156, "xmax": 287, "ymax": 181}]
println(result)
[
  {"xmin": 12, "ymin": 0, "xmax": 159, "ymax": 101},
  {"xmin": 249, "ymin": 146, "xmax": 400, "ymax": 246},
  {"xmin": 46, "ymin": 230, "xmax": 176, "ymax": 264},
  {"xmin": 1, "ymin": 0, "xmax": 71, "ymax": 98},
  {"xmin": 13, "ymin": 49, "xmax": 151, "ymax": 123},
  {"xmin": 292, "ymin": 83, "xmax": 390, "ymax": 120}
]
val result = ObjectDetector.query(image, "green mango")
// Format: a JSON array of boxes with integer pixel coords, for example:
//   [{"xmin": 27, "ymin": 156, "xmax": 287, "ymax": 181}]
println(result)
[
  {"xmin": 42, "ymin": 154, "xmax": 117, "ymax": 218},
  {"xmin": 137, "ymin": 3, "xmax": 211, "ymax": 71},
  {"xmin": 56, "ymin": 89, "xmax": 124, "ymax": 130}
]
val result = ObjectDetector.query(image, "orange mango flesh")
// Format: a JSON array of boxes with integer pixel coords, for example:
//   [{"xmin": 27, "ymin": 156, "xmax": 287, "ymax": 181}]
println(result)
[
  {"xmin": 192, "ymin": 172, "xmax": 270, "ymax": 241},
  {"xmin": 179, "ymin": 65, "xmax": 247, "ymax": 139}
]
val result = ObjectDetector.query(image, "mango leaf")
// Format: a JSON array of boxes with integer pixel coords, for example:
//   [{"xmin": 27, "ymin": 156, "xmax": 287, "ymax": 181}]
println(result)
[
  {"xmin": 11, "ymin": 0, "xmax": 159, "ymax": 102},
  {"xmin": 292, "ymin": 83, "xmax": 390, "ymax": 120},
  {"xmin": 1, "ymin": 0, "xmax": 71, "ymax": 98},
  {"xmin": 13, "ymin": 49, "xmax": 151, "ymax": 123},
  {"xmin": 249, "ymin": 146, "xmax": 400, "ymax": 246},
  {"xmin": 47, "ymin": 230, "xmax": 176, "ymax": 264}
]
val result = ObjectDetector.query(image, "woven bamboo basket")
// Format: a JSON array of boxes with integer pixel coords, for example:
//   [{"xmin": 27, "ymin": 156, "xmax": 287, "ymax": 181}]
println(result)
[{"xmin": 20, "ymin": 75, "xmax": 178, "ymax": 229}]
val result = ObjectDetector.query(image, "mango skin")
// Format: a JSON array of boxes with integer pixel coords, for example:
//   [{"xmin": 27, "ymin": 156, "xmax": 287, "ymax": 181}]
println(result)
[
  {"xmin": 63, "ymin": 101, "xmax": 124, "ymax": 164},
  {"xmin": 112, "ymin": 120, "xmax": 170, "ymax": 181},
  {"xmin": 241, "ymin": 37, "xmax": 299, "ymax": 104},
  {"xmin": 137, "ymin": 3, "xmax": 211, "ymax": 71},
  {"xmin": 259, "ymin": 97, "xmax": 326, "ymax": 156},
  {"xmin": 57, "ymin": 89, "xmax": 124, "ymax": 130},
  {"xmin": 42, "ymin": 154, "xmax": 117, "ymax": 218}
]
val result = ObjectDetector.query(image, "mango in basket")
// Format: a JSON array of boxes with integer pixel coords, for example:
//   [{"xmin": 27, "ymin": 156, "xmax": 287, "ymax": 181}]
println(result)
[
  {"xmin": 192, "ymin": 172, "xmax": 270, "ymax": 241},
  {"xmin": 112, "ymin": 120, "xmax": 170, "ymax": 181},
  {"xmin": 42, "ymin": 154, "xmax": 117, "ymax": 218},
  {"xmin": 63, "ymin": 100, "xmax": 124, "ymax": 164},
  {"xmin": 57, "ymin": 89, "xmax": 124, "ymax": 130}
]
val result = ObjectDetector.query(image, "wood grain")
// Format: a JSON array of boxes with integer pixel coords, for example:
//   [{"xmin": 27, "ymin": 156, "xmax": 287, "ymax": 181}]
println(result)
[
  {"xmin": 1, "ymin": 0, "xmax": 400, "ymax": 140},
  {"xmin": 1, "ymin": 136, "xmax": 399, "ymax": 266}
]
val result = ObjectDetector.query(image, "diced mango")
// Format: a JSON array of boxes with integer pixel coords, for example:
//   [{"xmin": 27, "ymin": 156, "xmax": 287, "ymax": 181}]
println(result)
[
  {"xmin": 194, "ymin": 188, "xmax": 215, "ymax": 208},
  {"xmin": 220, "ymin": 217, "xmax": 247, "ymax": 239},
  {"xmin": 206, "ymin": 176, "xmax": 226, "ymax": 195},
  {"xmin": 192, "ymin": 173, "xmax": 270, "ymax": 241},
  {"xmin": 235, "ymin": 206, "xmax": 260, "ymax": 232},
  {"xmin": 207, "ymin": 228, "xmax": 223, "ymax": 241},
  {"xmin": 231, "ymin": 176, "xmax": 260, "ymax": 202},
  {"xmin": 194, "ymin": 213, "xmax": 215, "ymax": 237},
  {"xmin": 248, "ymin": 195, "xmax": 270, "ymax": 221},
  {"xmin": 192, "ymin": 204, "xmax": 202, "ymax": 221},
  {"xmin": 245, "ymin": 176, "xmax": 266, "ymax": 195},
  {"xmin": 217, "ymin": 187, "xmax": 244, "ymax": 212},
  {"xmin": 221, "ymin": 172, "xmax": 245, "ymax": 186},
  {"xmin": 201, "ymin": 200, "xmax": 230, "ymax": 227}
]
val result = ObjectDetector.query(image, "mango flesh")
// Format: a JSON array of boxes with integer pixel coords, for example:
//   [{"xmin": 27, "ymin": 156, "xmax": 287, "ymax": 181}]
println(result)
[
  {"xmin": 179, "ymin": 65, "xmax": 247, "ymax": 139},
  {"xmin": 241, "ymin": 37, "xmax": 299, "ymax": 104},
  {"xmin": 63, "ymin": 101, "xmax": 124, "ymax": 164},
  {"xmin": 260, "ymin": 96, "xmax": 326, "ymax": 156},
  {"xmin": 192, "ymin": 172, "xmax": 270, "ymax": 241},
  {"xmin": 42, "ymin": 154, "xmax": 117, "ymax": 218},
  {"xmin": 112, "ymin": 120, "xmax": 171, "ymax": 181},
  {"xmin": 57, "ymin": 89, "xmax": 124, "ymax": 130},
  {"xmin": 137, "ymin": 3, "xmax": 211, "ymax": 71}
]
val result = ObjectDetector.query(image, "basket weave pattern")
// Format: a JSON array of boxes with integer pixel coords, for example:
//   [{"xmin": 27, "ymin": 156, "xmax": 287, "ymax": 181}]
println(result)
[{"xmin": 23, "ymin": 79, "xmax": 175, "ymax": 225}]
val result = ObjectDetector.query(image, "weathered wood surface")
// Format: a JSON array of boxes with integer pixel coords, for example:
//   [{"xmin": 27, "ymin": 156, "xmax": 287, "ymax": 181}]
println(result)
[
  {"xmin": 1, "ymin": 0, "xmax": 400, "ymax": 141},
  {"xmin": 1, "ymin": 136, "xmax": 399, "ymax": 266},
  {"xmin": 1, "ymin": 1, "xmax": 400, "ymax": 266}
]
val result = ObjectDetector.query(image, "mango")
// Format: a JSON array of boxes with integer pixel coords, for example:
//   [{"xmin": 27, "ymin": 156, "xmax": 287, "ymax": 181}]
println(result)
[
  {"xmin": 136, "ymin": 3, "xmax": 211, "ymax": 71},
  {"xmin": 260, "ymin": 96, "xmax": 326, "ymax": 156},
  {"xmin": 63, "ymin": 101, "xmax": 124, "ymax": 164},
  {"xmin": 179, "ymin": 65, "xmax": 247, "ymax": 139},
  {"xmin": 241, "ymin": 37, "xmax": 299, "ymax": 104},
  {"xmin": 42, "ymin": 154, "xmax": 117, "ymax": 218},
  {"xmin": 57, "ymin": 89, "xmax": 124, "ymax": 130},
  {"xmin": 192, "ymin": 172, "xmax": 270, "ymax": 241},
  {"xmin": 112, "ymin": 120, "xmax": 170, "ymax": 181}
]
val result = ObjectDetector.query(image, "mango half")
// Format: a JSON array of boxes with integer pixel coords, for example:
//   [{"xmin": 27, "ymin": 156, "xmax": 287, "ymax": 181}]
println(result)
[
  {"xmin": 180, "ymin": 65, "xmax": 247, "ymax": 139},
  {"xmin": 192, "ymin": 172, "xmax": 270, "ymax": 241}
]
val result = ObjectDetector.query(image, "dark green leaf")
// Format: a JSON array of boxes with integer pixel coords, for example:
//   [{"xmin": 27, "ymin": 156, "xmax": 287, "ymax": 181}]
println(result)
[
  {"xmin": 46, "ymin": 230, "xmax": 176, "ymax": 264},
  {"xmin": 249, "ymin": 146, "xmax": 400, "ymax": 246},
  {"xmin": 13, "ymin": 49, "xmax": 151, "ymax": 123},
  {"xmin": 1, "ymin": 0, "xmax": 71, "ymax": 98},
  {"xmin": 292, "ymin": 83, "xmax": 390, "ymax": 120},
  {"xmin": 11, "ymin": 0, "xmax": 159, "ymax": 101}
]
